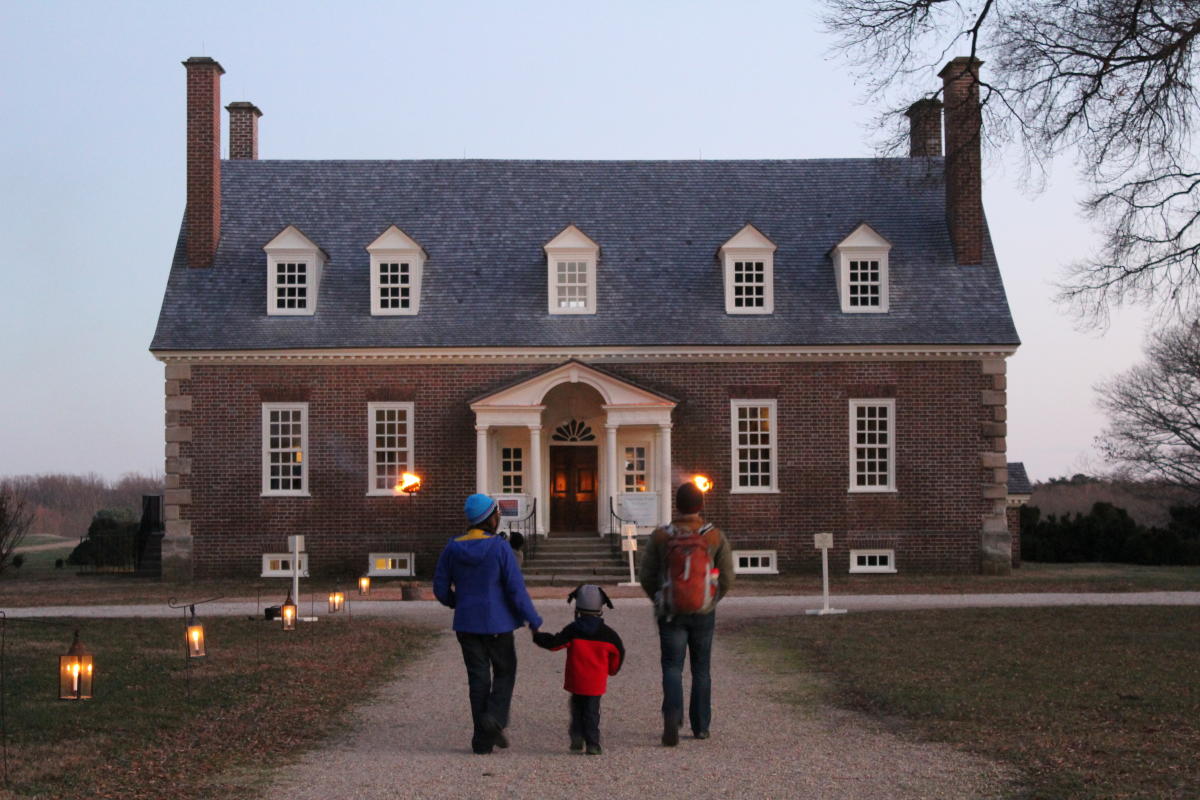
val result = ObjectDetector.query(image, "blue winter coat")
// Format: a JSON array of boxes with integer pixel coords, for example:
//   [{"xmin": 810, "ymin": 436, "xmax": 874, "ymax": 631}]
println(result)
[{"xmin": 433, "ymin": 530, "xmax": 543, "ymax": 634}]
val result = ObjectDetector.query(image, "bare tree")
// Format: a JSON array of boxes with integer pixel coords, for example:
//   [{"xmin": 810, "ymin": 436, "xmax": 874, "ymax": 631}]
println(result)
[
  {"xmin": 823, "ymin": 0, "xmax": 1200, "ymax": 324},
  {"xmin": 0, "ymin": 482, "xmax": 35, "ymax": 573},
  {"xmin": 1096, "ymin": 320, "xmax": 1200, "ymax": 491}
]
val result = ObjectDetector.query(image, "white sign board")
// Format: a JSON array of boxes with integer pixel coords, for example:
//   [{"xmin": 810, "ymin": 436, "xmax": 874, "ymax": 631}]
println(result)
[
  {"xmin": 618, "ymin": 492, "xmax": 659, "ymax": 526},
  {"xmin": 288, "ymin": 534, "xmax": 305, "ymax": 553},
  {"xmin": 813, "ymin": 532, "xmax": 834, "ymax": 549}
]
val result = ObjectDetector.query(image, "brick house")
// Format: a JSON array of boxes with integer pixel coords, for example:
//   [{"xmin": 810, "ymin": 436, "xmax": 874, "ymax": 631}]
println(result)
[{"xmin": 152, "ymin": 56, "xmax": 1019, "ymax": 580}]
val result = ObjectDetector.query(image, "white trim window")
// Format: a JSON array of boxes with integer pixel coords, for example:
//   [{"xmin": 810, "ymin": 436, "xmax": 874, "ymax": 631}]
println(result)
[
  {"xmin": 262, "ymin": 403, "xmax": 308, "ymax": 496},
  {"xmin": 731, "ymin": 399, "xmax": 778, "ymax": 493},
  {"xmin": 263, "ymin": 225, "xmax": 325, "ymax": 317},
  {"xmin": 832, "ymin": 222, "xmax": 891, "ymax": 314},
  {"xmin": 734, "ymin": 550, "xmax": 779, "ymax": 575},
  {"xmin": 847, "ymin": 259, "xmax": 883, "ymax": 308},
  {"xmin": 849, "ymin": 399, "xmax": 896, "ymax": 492},
  {"xmin": 623, "ymin": 445, "xmax": 649, "ymax": 492},
  {"xmin": 720, "ymin": 223, "xmax": 777, "ymax": 315},
  {"xmin": 368, "ymin": 402, "xmax": 414, "ymax": 496},
  {"xmin": 367, "ymin": 226, "xmax": 426, "ymax": 316},
  {"xmin": 368, "ymin": 552, "xmax": 416, "ymax": 577},
  {"xmin": 500, "ymin": 446, "xmax": 524, "ymax": 494},
  {"xmin": 544, "ymin": 224, "xmax": 600, "ymax": 315},
  {"xmin": 849, "ymin": 549, "xmax": 897, "ymax": 573}
]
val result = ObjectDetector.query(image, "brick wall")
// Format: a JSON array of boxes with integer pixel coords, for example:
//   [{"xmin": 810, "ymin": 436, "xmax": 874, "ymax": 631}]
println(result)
[{"xmin": 169, "ymin": 358, "xmax": 996, "ymax": 578}]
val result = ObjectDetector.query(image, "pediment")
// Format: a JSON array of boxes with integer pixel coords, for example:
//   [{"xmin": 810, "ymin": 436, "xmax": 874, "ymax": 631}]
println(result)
[
  {"xmin": 543, "ymin": 224, "xmax": 599, "ymax": 254},
  {"xmin": 366, "ymin": 225, "xmax": 426, "ymax": 256},
  {"xmin": 720, "ymin": 223, "xmax": 777, "ymax": 253},
  {"xmin": 263, "ymin": 225, "xmax": 327, "ymax": 256},
  {"xmin": 470, "ymin": 360, "xmax": 675, "ymax": 409},
  {"xmin": 833, "ymin": 222, "xmax": 891, "ymax": 251}
]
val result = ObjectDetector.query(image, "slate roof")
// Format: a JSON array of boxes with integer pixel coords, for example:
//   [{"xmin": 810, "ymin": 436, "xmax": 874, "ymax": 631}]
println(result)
[
  {"xmin": 1007, "ymin": 462, "xmax": 1033, "ymax": 495},
  {"xmin": 151, "ymin": 159, "xmax": 1020, "ymax": 351}
]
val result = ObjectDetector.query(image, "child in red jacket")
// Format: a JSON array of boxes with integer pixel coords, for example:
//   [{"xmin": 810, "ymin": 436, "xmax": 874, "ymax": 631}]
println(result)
[{"xmin": 533, "ymin": 584, "xmax": 625, "ymax": 755}]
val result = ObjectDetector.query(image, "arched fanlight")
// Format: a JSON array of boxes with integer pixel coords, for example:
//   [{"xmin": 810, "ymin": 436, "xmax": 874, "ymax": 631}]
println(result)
[
  {"xmin": 358, "ymin": 575, "xmax": 371, "ymax": 596},
  {"xmin": 59, "ymin": 630, "xmax": 94, "ymax": 700},
  {"xmin": 281, "ymin": 592, "xmax": 298, "ymax": 631},
  {"xmin": 328, "ymin": 586, "xmax": 345, "ymax": 613},
  {"xmin": 186, "ymin": 605, "xmax": 206, "ymax": 658}
]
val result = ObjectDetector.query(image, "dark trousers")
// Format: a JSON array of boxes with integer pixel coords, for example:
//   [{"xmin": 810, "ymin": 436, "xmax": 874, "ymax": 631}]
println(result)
[
  {"xmin": 456, "ymin": 631, "xmax": 517, "ymax": 753},
  {"xmin": 658, "ymin": 611, "xmax": 716, "ymax": 736},
  {"xmin": 569, "ymin": 693, "xmax": 602, "ymax": 746}
]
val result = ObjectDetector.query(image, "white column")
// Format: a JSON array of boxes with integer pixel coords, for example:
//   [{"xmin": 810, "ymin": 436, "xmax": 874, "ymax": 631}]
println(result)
[
  {"xmin": 658, "ymin": 422, "xmax": 673, "ymax": 523},
  {"xmin": 528, "ymin": 425, "xmax": 543, "ymax": 536},
  {"xmin": 605, "ymin": 423, "xmax": 619, "ymax": 532},
  {"xmin": 475, "ymin": 425, "xmax": 489, "ymax": 494}
]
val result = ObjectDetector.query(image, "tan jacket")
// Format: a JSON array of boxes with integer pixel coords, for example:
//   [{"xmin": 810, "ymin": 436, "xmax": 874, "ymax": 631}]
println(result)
[{"xmin": 637, "ymin": 513, "xmax": 734, "ymax": 605}]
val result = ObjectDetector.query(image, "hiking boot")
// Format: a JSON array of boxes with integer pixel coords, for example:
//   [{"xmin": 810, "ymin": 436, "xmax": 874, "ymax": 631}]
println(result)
[
  {"xmin": 493, "ymin": 728, "xmax": 509, "ymax": 749},
  {"xmin": 478, "ymin": 715, "xmax": 504, "ymax": 750},
  {"xmin": 694, "ymin": 730, "xmax": 710, "ymax": 740},
  {"xmin": 569, "ymin": 736, "xmax": 584, "ymax": 752},
  {"xmin": 585, "ymin": 743, "xmax": 603, "ymax": 755},
  {"xmin": 661, "ymin": 714, "xmax": 680, "ymax": 747}
]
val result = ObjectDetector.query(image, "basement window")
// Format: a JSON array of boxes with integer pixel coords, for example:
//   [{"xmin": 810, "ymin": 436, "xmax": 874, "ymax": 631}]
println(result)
[
  {"xmin": 733, "ymin": 550, "xmax": 778, "ymax": 575},
  {"xmin": 368, "ymin": 552, "xmax": 415, "ymax": 577},
  {"xmin": 849, "ymin": 549, "xmax": 896, "ymax": 574}
]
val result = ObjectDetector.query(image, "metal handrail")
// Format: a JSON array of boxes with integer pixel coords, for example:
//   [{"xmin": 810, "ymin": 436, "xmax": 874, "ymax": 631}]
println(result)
[
  {"xmin": 608, "ymin": 496, "xmax": 636, "ymax": 557},
  {"xmin": 506, "ymin": 498, "xmax": 538, "ymax": 561}
]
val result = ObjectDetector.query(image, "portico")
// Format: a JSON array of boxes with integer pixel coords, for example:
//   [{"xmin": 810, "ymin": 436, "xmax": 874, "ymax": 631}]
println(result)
[{"xmin": 469, "ymin": 360, "xmax": 676, "ymax": 536}]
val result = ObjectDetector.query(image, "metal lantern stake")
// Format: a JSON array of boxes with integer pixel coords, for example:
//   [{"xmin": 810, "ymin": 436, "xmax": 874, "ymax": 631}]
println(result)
[
  {"xmin": 281, "ymin": 591, "xmax": 298, "ymax": 631},
  {"xmin": 59, "ymin": 630, "xmax": 94, "ymax": 701},
  {"xmin": 328, "ymin": 586, "xmax": 345, "ymax": 614}
]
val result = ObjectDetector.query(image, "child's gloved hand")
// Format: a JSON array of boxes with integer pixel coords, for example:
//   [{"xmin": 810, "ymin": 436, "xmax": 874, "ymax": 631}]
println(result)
[{"xmin": 532, "ymin": 631, "xmax": 553, "ymax": 649}]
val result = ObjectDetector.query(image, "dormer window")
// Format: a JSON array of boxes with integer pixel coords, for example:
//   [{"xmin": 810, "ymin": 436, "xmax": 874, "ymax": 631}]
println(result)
[
  {"xmin": 720, "ymin": 224, "xmax": 776, "ymax": 315},
  {"xmin": 832, "ymin": 222, "xmax": 891, "ymax": 314},
  {"xmin": 544, "ymin": 224, "xmax": 599, "ymax": 315},
  {"xmin": 263, "ymin": 225, "xmax": 326, "ymax": 316},
  {"xmin": 367, "ymin": 226, "xmax": 426, "ymax": 316}
]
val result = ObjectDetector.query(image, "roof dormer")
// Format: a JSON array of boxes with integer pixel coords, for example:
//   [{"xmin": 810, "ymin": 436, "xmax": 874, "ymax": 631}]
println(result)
[
  {"xmin": 263, "ymin": 225, "xmax": 327, "ymax": 316},
  {"xmin": 367, "ymin": 225, "xmax": 427, "ymax": 316},
  {"xmin": 720, "ymin": 223, "xmax": 777, "ymax": 315},
  {"xmin": 831, "ymin": 222, "xmax": 891, "ymax": 313},
  {"xmin": 544, "ymin": 224, "xmax": 599, "ymax": 315}
]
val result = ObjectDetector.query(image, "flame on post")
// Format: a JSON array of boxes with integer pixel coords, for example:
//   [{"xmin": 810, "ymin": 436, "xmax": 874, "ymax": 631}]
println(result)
[
  {"xmin": 692, "ymin": 475, "xmax": 713, "ymax": 493},
  {"xmin": 393, "ymin": 472, "xmax": 422, "ymax": 494}
]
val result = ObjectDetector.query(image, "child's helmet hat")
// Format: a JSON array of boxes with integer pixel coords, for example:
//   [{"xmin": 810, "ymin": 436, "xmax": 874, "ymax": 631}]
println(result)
[
  {"xmin": 568, "ymin": 584, "xmax": 613, "ymax": 614},
  {"xmin": 464, "ymin": 493, "xmax": 499, "ymax": 525}
]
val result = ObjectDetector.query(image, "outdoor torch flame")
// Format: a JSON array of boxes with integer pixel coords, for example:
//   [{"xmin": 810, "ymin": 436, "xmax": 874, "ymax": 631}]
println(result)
[
  {"xmin": 693, "ymin": 475, "xmax": 713, "ymax": 493},
  {"xmin": 394, "ymin": 472, "xmax": 422, "ymax": 494}
]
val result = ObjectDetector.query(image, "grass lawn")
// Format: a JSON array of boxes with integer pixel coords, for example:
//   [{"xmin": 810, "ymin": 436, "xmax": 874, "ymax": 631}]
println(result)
[
  {"xmin": 736, "ymin": 607, "xmax": 1200, "ymax": 799},
  {"xmin": 0, "ymin": 615, "xmax": 434, "ymax": 799}
]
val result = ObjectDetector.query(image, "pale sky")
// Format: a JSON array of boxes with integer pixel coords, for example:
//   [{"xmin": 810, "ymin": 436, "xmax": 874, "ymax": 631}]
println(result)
[{"xmin": 0, "ymin": 0, "xmax": 1150, "ymax": 484}]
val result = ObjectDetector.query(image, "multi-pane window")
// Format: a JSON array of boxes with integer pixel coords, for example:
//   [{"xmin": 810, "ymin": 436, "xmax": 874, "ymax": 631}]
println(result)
[
  {"xmin": 731, "ymin": 400, "xmax": 777, "ymax": 492},
  {"xmin": 850, "ymin": 400, "xmax": 895, "ymax": 491},
  {"xmin": 501, "ymin": 447, "xmax": 524, "ymax": 494},
  {"xmin": 555, "ymin": 261, "xmax": 589, "ymax": 309},
  {"xmin": 623, "ymin": 446, "xmax": 648, "ymax": 492},
  {"xmin": 377, "ymin": 262, "xmax": 411, "ymax": 310},
  {"xmin": 262, "ymin": 404, "xmax": 307, "ymax": 495},
  {"xmin": 850, "ymin": 549, "xmax": 896, "ymax": 573},
  {"xmin": 273, "ymin": 262, "xmax": 308, "ymax": 310},
  {"xmin": 733, "ymin": 261, "xmax": 766, "ymax": 308},
  {"xmin": 848, "ymin": 260, "xmax": 881, "ymax": 307},
  {"xmin": 369, "ymin": 402, "xmax": 414, "ymax": 494}
]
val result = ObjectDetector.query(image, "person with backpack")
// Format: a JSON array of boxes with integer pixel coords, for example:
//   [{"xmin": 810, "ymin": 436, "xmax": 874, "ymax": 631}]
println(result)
[
  {"xmin": 637, "ymin": 480, "xmax": 734, "ymax": 746},
  {"xmin": 434, "ymin": 493, "xmax": 544, "ymax": 755}
]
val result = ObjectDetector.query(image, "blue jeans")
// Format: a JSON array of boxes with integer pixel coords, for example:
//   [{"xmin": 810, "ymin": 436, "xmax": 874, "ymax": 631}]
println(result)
[
  {"xmin": 657, "ymin": 611, "xmax": 716, "ymax": 735},
  {"xmin": 456, "ymin": 631, "xmax": 516, "ymax": 753}
]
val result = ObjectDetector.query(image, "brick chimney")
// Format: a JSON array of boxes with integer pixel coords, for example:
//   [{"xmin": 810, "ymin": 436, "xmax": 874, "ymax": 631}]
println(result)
[
  {"xmin": 182, "ymin": 56, "xmax": 224, "ymax": 268},
  {"xmin": 904, "ymin": 98, "xmax": 942, "ymax": 157},
  {"xmin": 939, "ymin": 56, "xmax": 983, "ymax": 265},
  {"xmin": 226, "ymin": 101, "xmax": 262, "ymax": 160}
]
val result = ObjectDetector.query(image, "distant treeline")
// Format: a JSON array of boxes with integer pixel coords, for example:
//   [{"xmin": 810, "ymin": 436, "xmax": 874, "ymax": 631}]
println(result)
[{"xmin": 2, "ymin": 473, "xmax": 163, "ymax": 539}]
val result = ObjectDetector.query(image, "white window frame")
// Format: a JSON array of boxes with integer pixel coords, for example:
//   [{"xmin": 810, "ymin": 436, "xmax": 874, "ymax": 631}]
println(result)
[
  {"xmin": 844, "ymin": 256, "xmax": 886, "ymax": 311},
  {"xmin": 367, "ymin": 552, "xmax": 416, "ymax": 577},
  {"xmin": 544, "ymin": 225, "xmax": 600, "ymax": 316},
  {"xmin": 367, "ymin": 226, "xmax": 426, "ymax": 316},
  {"xmin": 500, "ymin": 445, "xmax": 525, "ymax": 494},
  {"xmin": 720, "ymin": 224, "xmax": 776, "ymax": 315},
  {"xmin": 622, "ymin": 443, "xmax": 650, "ymax": 493},
  {"xmin": 261, "ymin": 553, "xmax": 310, "ymax": 577},
  {"xmin": 848, "ymin": 399, "xmax": 896, "ymax": 493},
  {"xmin": 261, "ymin": 402, "xmax": 309, "ymax": 497},
  {"xmin": 367, "ymin": 402, "xmax": 415, "ymax": 497},
  {"xmin": 849, "ymin": 548, "xmax": 897, "ymax": 574},
  {"xmin": 730, "ymin": 399, "xmax": 779, "ymax": 494},
  {"xmin": 263, "ymin": 226, "xmax": 325, "ymax": 317},
  {"xmin": 733, "ymin": 549, "xmax": 779, "ymax": 575}
]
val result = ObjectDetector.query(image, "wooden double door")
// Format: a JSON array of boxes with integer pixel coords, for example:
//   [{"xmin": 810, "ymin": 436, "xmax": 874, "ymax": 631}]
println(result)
[{"xmin": 549, "ymin": 446, "xmax": 598, "ymax": 532}]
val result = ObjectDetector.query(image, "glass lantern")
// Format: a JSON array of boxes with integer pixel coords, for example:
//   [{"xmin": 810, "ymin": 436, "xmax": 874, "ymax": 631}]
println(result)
[
  {"xmin": 186, "ymin": 606, "xmax": 206, "ymax": 658},
  {"xmin": 358, "ymin": 575, "xmax": 371, "ymax": 596},
  {"xmin": 59, "ymin": 630, "xmax": 94, "ymax": 700},
  {"xmin": 328, "ymin": 587, "xmax": 345, "ymax": 613},
  {"xmin": 281, "ymin": 592, "xmax": 298, "ymax": 631}
]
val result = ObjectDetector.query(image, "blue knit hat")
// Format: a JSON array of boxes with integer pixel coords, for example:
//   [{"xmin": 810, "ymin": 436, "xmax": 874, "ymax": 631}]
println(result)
[{"xmin": 464, "ymin": 493, "xmax": 499, "ymax": 525}]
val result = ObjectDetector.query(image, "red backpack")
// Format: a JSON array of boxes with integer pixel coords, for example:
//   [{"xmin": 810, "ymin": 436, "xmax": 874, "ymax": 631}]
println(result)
[{"xmin": 662, "ymin": 522, "xmax": 717, "ymax": 616}]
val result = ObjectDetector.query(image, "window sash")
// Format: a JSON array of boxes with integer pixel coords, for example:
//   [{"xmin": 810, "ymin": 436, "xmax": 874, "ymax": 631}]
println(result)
[
  {"xmin": 848, "ymin": 260, "xmax": 881, "ymax": 307},
  {"xmin": 377, "ymin": 262, "xmax": 412, "ymax": 310},
  {"xmin": 732, "ymin": 260, "xmax": 766, "ymax": 307},
  {"xmin": 849, "ymin": 400, "xmax": 895, "ymax": 492},
  {"xmin": 555, "ymin": 260, "xmax": 590, "ymax": 309},
  {"xmin": 623, "ymin": 445, "xmax": 648, "ymax": 492},
  {"xmin": 273, "ymin": 262, "xmax": 308, "ymax": 310},
  {"xmin": 500, "ymin": 446, "xmax": 524, "ymax": 494},
  {"xmin": 368, "ymin": 402, "xmax": 414, "ymax": 494},
  {"xmin": 262, "ymin": 403, "xmax": 307, "ymax": 495},
  {"xmin": 730, "ymin": 400, "xmax": 777, "ymax": 493}
]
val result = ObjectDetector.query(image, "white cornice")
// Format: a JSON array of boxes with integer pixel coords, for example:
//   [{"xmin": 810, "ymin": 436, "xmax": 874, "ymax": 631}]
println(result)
[{"xmin": 152, "ymin": 344, "xmax": 1018, "ymax": 365}]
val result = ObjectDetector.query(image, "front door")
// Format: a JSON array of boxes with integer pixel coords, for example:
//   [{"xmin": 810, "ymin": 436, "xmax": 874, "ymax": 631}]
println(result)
[{"xmin": 549, "ymin": 446, "xmax": 598, "ymax": 532}]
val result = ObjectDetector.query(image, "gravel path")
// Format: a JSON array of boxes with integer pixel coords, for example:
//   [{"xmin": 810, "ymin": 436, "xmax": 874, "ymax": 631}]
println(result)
[{"xmin": 259, "ymin": 599, "xmax": 1019, "ymax": 800}]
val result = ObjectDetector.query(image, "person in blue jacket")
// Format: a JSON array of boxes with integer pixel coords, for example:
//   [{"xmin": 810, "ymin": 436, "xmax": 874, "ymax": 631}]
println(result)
[{"xmin": 434, "ymin": 493, "xmax": 544, "ymax": 754}]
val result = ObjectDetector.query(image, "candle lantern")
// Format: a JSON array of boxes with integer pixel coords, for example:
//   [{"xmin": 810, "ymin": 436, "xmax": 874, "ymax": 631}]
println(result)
[
  {"xmin": 328, "ymin": 587, "xmax": 345, "ymax": 613},
  {"xmin": 281, "ymin": 592, "xmax": 298, "ymax": 631},
  {"xmin": 693, "ymin": 475, "xmax": 713, "ymax": 493},
  {"xmin": 358, "ymin": 575, "xmax": 371, "ymax": 596},
  {"xmin": 59, "ymin": 630, "xmax": 94, "ymax": 700},
  {"xmin": 186, "ymin": 605, "xmax": 206, "ymax": 658}
]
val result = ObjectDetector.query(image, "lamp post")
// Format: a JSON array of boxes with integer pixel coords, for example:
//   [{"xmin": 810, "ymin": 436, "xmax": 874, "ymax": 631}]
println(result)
[{"xmin": 59, "ymin": 630, "xmax": 94, "ymax": 701}]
